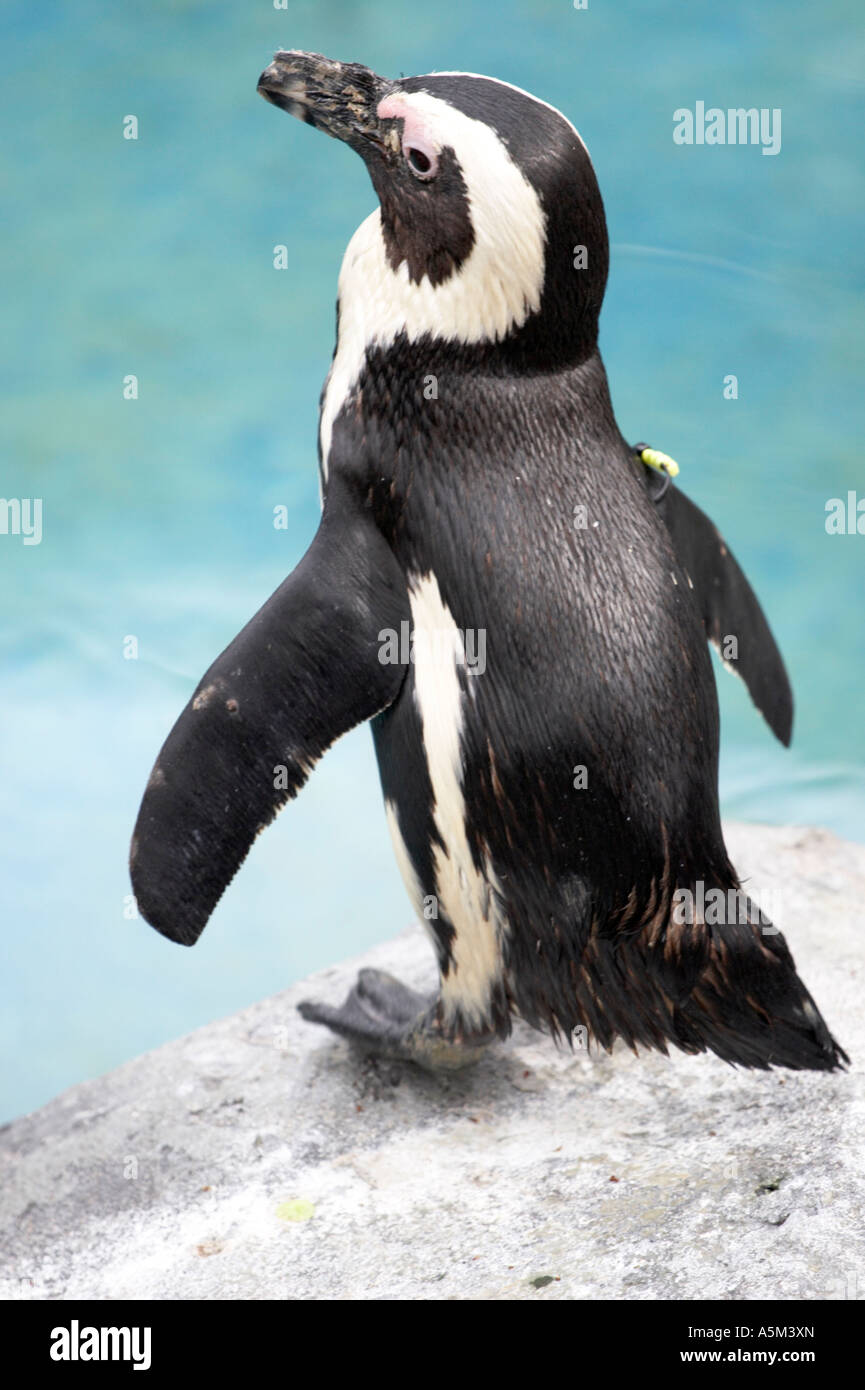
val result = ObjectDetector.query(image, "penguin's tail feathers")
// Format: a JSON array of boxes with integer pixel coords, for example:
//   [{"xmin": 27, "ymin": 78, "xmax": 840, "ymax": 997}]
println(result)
[
  {"xmin": 631, "ymin": 890, "xmax": 849, "ymax": 1072},
  {"xmin": 552, "ymin": 887, "xmax": 849, "ymax": 1072}
]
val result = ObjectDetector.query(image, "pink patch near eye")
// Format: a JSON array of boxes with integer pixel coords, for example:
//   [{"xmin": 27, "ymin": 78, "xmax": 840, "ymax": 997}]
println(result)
[
  {"xmin": 377, "ymin": 93, "xmax": 407, "ymax": 121},
  {"xmin": 377, "ymin": 93, "xmax": 440, "ymax": 175}
]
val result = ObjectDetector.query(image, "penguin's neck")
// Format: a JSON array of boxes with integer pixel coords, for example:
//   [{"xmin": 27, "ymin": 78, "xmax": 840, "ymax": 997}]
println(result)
[
  {"xmin": 320, "ymin": 208, "xmax": 603, "ymax": 469},
  {"xmin": 336, "ymin": 205, "xmax": 546, "ymax": 358}
]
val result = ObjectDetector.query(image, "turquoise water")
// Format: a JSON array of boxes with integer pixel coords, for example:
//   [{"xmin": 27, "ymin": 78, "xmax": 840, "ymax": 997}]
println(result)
[{"xmin": 1, "ymin": 0, "xmax": 863, "ymax": 1122}]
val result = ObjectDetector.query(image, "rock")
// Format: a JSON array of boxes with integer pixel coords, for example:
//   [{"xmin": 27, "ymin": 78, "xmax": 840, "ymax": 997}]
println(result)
[{"xmin": 1, "ymin": 824, "xmax": 862, "ymax": 1301}]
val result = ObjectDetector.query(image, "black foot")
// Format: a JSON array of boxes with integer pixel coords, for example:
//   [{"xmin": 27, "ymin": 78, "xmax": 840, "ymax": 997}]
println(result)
[{"xmin": 298, "ymin": 967, "xmax": 492, "ymax": 1071}]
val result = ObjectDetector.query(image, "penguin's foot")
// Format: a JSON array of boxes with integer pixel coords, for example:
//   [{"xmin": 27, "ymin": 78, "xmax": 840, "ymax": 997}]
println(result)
[{"xmin": 298, "ymin": 967, "xmax": 492, "ymax": 1071}]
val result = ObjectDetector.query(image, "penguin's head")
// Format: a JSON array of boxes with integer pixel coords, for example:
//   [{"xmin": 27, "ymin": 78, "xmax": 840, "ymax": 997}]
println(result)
[{"xmin": 258, "ymin": 51, "xmax": 609, "ymax": 367}]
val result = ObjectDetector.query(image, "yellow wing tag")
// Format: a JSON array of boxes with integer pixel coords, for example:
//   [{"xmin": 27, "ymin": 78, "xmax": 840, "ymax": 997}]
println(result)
[{"xmin": 638, "ymin": 445, "xmax": 680, "ymax": 478}]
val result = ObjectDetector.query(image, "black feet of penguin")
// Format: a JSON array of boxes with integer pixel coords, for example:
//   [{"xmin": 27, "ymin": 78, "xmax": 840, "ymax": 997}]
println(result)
[{"xmin": 129, "ymin": 52, "xmax": 848, "ymax": 1075}]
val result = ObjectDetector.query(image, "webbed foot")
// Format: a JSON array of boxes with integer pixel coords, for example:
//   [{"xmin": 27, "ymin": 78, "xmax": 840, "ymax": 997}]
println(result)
[{"xmin": 298, "ymin": 967, "xmax": 492, "ymax": 1071}]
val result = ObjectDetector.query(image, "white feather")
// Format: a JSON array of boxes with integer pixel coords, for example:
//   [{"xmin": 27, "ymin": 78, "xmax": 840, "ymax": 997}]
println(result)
[{"xmin": 407, "ymin": 572, "xmax": 506, "ymax": 1030}]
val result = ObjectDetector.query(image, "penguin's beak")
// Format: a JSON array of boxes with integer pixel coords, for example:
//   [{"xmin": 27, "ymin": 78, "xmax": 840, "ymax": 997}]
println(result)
[{"xmin": 257, "ymin": 50, "xmax": 395, "ymax": 160}]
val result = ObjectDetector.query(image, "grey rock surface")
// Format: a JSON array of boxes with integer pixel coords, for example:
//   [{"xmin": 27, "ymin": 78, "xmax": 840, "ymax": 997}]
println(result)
[{"xmin": 1, "ymin": 823, "xmax": 862, "ymax": 1301}]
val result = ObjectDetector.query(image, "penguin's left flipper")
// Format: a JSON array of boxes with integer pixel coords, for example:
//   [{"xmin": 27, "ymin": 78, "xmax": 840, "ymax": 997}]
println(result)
[
  {"xmin": 298, "ymin": 968, "xmax": 491, "ymax": 1071},
  {"xmin": 130, "ymin": 478, "xmax": 410, "ymax": 947},
  {"xmin": 643, "ymin": 463, "xmax": 794, "ymax": 746}
]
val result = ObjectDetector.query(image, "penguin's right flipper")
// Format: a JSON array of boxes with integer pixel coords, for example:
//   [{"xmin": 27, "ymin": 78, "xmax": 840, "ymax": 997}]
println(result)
[
  {"xmin": 298, "ymin": 968, "xmax": 493, "ymax": 1071},
  {"xmin": 643, "ymin": 464, "xmax": 794, "ymax": 746},
  {"xmin": 130, "ymin": 482, "xmax": 410, "ymax": 946}
]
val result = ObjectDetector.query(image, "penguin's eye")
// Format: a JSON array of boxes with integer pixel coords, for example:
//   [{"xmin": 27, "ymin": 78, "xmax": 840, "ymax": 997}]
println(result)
[{"xmin": 404, "ymin": 139, "xmax": 438, "ymax": 181}]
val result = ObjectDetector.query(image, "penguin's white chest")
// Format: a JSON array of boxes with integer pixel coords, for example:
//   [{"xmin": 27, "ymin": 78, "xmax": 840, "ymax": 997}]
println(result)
[{"xmin": 384, "ymin": 572, "xmax": 507, "ymax": 1030}]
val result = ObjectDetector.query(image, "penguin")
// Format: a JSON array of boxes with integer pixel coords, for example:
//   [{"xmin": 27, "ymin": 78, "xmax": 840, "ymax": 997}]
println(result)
[{"xmin": 130, "ymin": 51, "xmax": 847, "ymax": 1073}]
